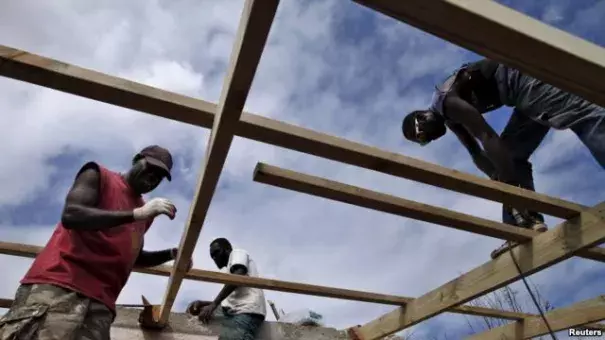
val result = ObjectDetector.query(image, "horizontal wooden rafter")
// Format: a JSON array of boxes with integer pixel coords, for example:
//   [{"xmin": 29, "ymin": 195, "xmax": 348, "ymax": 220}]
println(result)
[
  {"xmin": 0, "ymin": 240, "xmax": 554, "ymax": 321},
  {"xmin": 2, "ymin": 247, "xmax": 605, "ymax": 332},
  {"xmin": 467, "ymin": 295, "xmax": 605, "ymax": 339},
  {"xmin": 349, "ymin": 202, "xmax": 605, "ymax": 339},
  {"xmin": 253, "ymin": 162, "xmax": 605, "ymax": 262},
  {"xmin": 0, "ymin": 298, "xmax": 12, "ymax": 309},
  {"xmin": 0, "ymin": 45, "xmax": 586, "ymax": 219},
  {"xmin": 352, "ymin": 0, "xmax": 605, "ymax": 108},
  {"xmin": 157, "ymin": 0, "xmax": 280, "ymax": 324},
  {"xmin": 1, "ymin": 0, "xmax": 604, "ymax": 337}
]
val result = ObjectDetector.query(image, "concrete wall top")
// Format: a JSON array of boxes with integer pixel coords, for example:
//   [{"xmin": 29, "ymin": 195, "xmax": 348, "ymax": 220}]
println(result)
[{"xmin": 111, "ymin": 307, "xmax": 351, "ymax": 340}]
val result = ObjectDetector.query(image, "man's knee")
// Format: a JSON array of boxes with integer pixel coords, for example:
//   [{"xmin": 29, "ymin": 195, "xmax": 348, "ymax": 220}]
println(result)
[{"xmin": 571, "ymin": 113, "xmax": 605, "ymax": 168}]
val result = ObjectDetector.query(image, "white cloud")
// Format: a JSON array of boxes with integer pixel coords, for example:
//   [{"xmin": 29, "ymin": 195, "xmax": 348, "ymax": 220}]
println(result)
[
  {"xmin": 541, "ymin": 5, "xmax": 565, "ymax": 23},
  {"xmin": 1, "ymin": 0, "xmax": 604, "ymax": 337}
]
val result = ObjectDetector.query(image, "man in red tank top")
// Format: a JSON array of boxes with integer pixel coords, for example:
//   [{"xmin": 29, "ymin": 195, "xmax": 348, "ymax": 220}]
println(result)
[{"xmin": 0, "ymin": 145, "xmax": 192, "ymax": 340}]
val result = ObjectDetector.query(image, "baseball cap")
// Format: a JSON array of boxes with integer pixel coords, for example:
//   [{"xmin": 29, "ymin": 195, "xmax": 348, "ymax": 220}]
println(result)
[{"xmin": 134, "ymin": 145, "xmax": 173, "ymax": 181}]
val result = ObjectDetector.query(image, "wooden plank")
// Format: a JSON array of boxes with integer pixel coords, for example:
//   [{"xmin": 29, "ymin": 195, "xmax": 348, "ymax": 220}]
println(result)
[
  {"xmin": 352, "ymin": 0, "xmax": 605, "ymax": 108},
  {"xmin": 156, "ymin": 0, "xmax": 279, "ymax": 324},
  {"xmin": 0, "ymin": 241, "xmax": 534, "ymax": 320},
  {"xmin": 254, "ymin": 162, "xmax": 534, "ymax": 241},
  {"xmin": 4, "ymin": 241, "xmax": 605, "ymax": 331},
  {"xmin": 238, "ymin": 114, "xmax": 585, "ymax": 219},
  {"xmin": 0, "ymin": 46, "xmax": 587, "ymax": 219},
  {"xmin": 253, "ymin": 162, "xmax": 605, "ymax": 262},
  {"xmin": 575, "ymin": 246, "xmax": 605, "ymax": 262},
  {"xmin": 0, "ymin": 290, "xmax": 605, "ymax": 340},
  {"xmin": 467, "ymin": 296, "xmax": 605, "ymax": 339},
  {"xmin": 5, "ymin": 241, "xmax": 605, "ymax": 332},
  {"xmin": 0, "ymin": 46, "xmax": 217, "ymax": 128},
  {"xmin": 0, "ymin": 298, "xmax": 12, "ymax": 309},
  {"xmin": 349, "ymin": 202, "xmax": 605, "ymax": 340}
]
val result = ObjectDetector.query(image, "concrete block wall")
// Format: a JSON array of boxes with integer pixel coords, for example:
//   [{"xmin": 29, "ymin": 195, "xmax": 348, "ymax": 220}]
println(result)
[{"xmin": 111, "ymin": 307, "xmax": 352, "ymax": 340}]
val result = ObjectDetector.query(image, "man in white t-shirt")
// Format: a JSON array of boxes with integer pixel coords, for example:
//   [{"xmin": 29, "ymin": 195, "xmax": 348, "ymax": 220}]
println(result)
[{"xmin": 186, "ymin": 238, "xmax": 266, "ymax": 340}]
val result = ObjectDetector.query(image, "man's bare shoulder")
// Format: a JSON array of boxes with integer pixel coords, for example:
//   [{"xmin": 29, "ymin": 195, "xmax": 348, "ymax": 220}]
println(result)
[{"xmin": 74, "ymin": 162, "xmax": 101, "ymax": 181}]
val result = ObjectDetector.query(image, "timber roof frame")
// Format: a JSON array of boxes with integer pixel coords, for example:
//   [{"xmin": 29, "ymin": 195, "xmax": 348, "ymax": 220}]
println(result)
[{"xmin": 1, "ymin": 0, "xmax": 605, "ymax": 338}]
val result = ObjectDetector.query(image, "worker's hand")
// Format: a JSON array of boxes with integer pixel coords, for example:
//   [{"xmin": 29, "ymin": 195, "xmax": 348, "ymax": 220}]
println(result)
[
  {"xmin": 133, "ymin": 198, "xmax": 176, "ymax": 221},
  {"xmin": 198, "ymin": 302, "xmax": 217, "ymax": 323},
  {"xmin": 186, "ymin": 300, "xmax": 205, "ymax": 316}
]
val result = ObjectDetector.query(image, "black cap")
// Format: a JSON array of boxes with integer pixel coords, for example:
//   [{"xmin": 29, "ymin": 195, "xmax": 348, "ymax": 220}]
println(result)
[{"xmin": 134, "ymin": 145, "xmax": 173, "ymax": 181}]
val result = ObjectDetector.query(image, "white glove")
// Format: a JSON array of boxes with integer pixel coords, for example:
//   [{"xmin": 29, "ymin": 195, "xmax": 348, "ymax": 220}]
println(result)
[{"xmin": 133, "ymin": 198, "xmax": 176, "ymax": 221}]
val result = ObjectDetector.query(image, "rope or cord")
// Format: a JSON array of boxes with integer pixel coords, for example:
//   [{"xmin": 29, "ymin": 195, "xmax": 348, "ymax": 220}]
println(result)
[{"xmin": 506, "ymin": 239, "xmax": 558, "ymax": 340}]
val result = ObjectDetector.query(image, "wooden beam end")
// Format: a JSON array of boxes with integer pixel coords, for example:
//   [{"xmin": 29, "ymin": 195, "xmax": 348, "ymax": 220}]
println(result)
[
  {"xmin": 253, "ymin": 162, "xmax": 268, "ymax": 181},
  {"xmin": 347, "ymin": 326, "xmax": 365, "ymax": 340}
]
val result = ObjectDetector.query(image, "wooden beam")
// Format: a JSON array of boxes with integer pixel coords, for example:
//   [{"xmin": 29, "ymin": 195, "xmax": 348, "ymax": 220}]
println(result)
[
  {"xmin": 156, "ymin": 0, "xmax": 279, "ymax": 324},
  {"xmin": 4, "ymin": 285, "xmax": 605, "ymax": 337},
  {"xmin": 0, "ymin": 46, "xmax": 217, "ymax": 128},
  {"xmin": 253, "ymin": 162, "xmax": 605, "ymax": 262},
  {"xmin": 352, "ymin": 0, "xmax": 605, "ymax": 108},
  {"xmin": 0, "ymin": 298, "xmax": 12, "ymax": 309},
  {"xmin": 0, "ymin": 45, "xmax": 586, "ymax": 219},
  {"xmin": 238, "ymin": 114, "xmax": 585, "ymax": 220},
  {"xmin": 0, "ymin": 240, "xmax": 538, "ymax": 320},
  {"xmin": 467, "ymin": 296, "xmax": 605, "ymax": 339},
  {"xmin": 5, "ymin": 241, "xmax": 605, "ymax": 332},
  {"xmin": 349, "ymin": 202, "xmax": 605, "ymax": 340},
  {"xmin": 0, "ymin": 286, "xmax": 605, "ymax": 334},
  {"xmin": 254, "ymin": 162, "xmax": 534, "ymax": 242}
]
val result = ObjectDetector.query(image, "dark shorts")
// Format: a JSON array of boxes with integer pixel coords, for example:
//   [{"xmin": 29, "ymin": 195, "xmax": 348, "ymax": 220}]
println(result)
[
  {"xmin": 219, "ymin": 308, "xmax": 265, "ymax": 340},
  {"xmin": 0, "ymin": 284, "xmax": 113, "ymax": 340}
]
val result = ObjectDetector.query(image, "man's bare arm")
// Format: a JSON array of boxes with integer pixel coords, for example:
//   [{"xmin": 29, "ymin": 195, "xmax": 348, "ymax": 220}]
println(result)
[
  {"xmin": 212, "ymin": 267, "xmax": 247, "ymax": 305},
  {"xmin": 443, "ymin": 95, "xmax": 518, "ymax": 184},
  {"xmin": 195, "ymin": 266, "xmax": 248, "ymax": 322},
  {"xmin": 134, "ymin": 246, "xmax": 176, "ymax": 268},
  {"xmin": 61, "ymin": 162, "xmax": 136, "ymax": 230},
  {"xmin": 447, "ymin": 121, "xmax": 498, "ymax": 179}
]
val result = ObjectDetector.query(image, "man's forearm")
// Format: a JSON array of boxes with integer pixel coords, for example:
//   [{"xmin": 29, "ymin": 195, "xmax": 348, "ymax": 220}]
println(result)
[
  {"xmin": 212, "ymin": 285, "xmax": 238, "ymax": 306},
  {"xmin": 134, "ymin": 249, "xmax": 175, "ymax": 268},
  {"xmin": 481, "ymin": 135, "xmax": 519, "ymax": 184},
  {"xmin": 211, "ymin": 268, "xmax": 247, "ymax": 306},
  {"xmin": 61, "ymin": 204, "xmax": 135, "ymax": 231},
  {"xmin": 444, "ymin": 96, "xmax": 518, "ymax": 184},
  {"xmin": 448, "ymin": 122, "xmax": 497, "ymax": 179}
]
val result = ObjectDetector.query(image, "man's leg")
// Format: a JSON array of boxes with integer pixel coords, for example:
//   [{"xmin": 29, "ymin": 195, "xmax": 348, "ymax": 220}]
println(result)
[
  {"xmin": 0, "ymin": 284, "xmax": 111, "ymax": 340},
  {"xmin": 498, "ymin": 63, "xmax": 605, "ymax": 170},
  {"xmin": 569, "ymin": 110, "xmax": 605, "ymax": 169},
  {"xmin": 491, "ymin": 109, "xmax": 550, "ymax": 259},
  {"xmin": 73, "ymin": 300, "xmax": 113, "ymax": 340},
  {"xmin": 0, "ymin": 284, "xmax": 44, "ymax": 340},
  {"xmin": 219, "ymin": 312, "xmax": 265, "ymax": 340},
  {"xmin": 499, "ymin": 109, "xmax": 550, "ymax": 225}
]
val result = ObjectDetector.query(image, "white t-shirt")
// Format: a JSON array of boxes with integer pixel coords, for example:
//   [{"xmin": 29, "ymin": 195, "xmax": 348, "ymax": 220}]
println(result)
[{"xmin": 219, "ymin": 248, "xmax": 266, "ymax": 316}]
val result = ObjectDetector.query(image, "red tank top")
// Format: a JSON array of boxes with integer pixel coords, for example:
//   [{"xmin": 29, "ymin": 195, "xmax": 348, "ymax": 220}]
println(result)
[{"xmin": 21, "ymin": 163, "xmax": 151, "ymax": 312}]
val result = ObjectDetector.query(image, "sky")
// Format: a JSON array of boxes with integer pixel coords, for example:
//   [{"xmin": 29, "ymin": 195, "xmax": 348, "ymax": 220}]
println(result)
[{"xmin": 0, "ymin": 0, "xmax": 604, "ymax": 339}]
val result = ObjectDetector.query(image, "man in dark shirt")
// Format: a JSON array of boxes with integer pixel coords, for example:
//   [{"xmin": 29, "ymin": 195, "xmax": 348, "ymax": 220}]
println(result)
[{"xmin": 401, "ymin": 59, "xmax": 605, "ymax": 259}]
